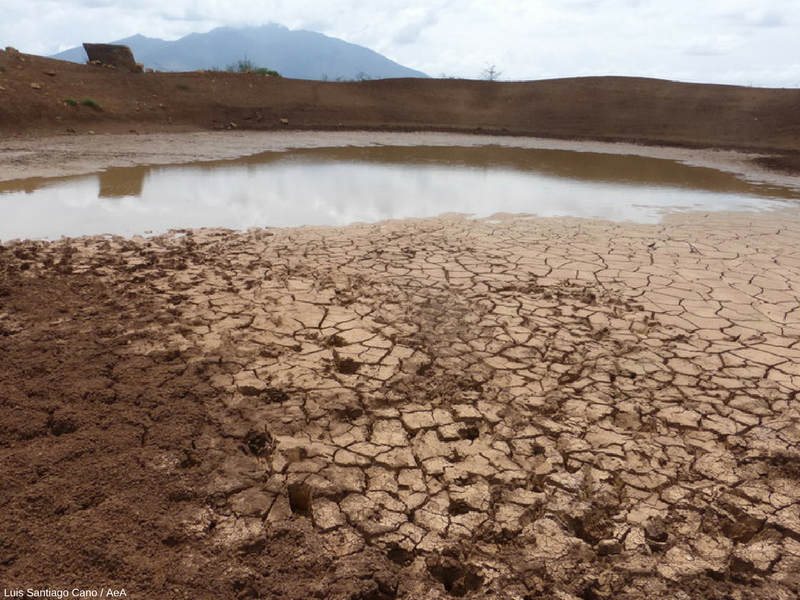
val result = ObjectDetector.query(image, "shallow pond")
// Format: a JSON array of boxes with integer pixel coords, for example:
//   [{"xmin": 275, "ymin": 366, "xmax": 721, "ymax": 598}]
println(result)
[{"xmin": 1, "ymin": 145, "xmax": 798, "ymax": 239}]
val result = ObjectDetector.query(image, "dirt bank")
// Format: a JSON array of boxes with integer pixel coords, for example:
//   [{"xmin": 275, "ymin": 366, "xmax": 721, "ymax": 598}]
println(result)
[
  {"xmin": 2, "ymin": 210, "xmax": 800, "ymax": 599},
  {"xmin": 1, "ymin": 48, "xmax": 799, "ymax": 167},
  {"xmin": 3, "ymin": 130, "xmax": 800, "ymax": 194}
]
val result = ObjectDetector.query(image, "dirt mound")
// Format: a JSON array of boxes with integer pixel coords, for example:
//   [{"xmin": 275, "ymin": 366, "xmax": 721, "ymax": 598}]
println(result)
[{"xmin": 1, "ymin": 48, "xmax": 799, "ymax": 160}]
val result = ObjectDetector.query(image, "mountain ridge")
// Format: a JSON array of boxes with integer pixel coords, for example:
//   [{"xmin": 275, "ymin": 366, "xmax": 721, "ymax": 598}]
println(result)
[{"xmin": 51, "ymin": 24, "xmax": 429, "ymax": 80}]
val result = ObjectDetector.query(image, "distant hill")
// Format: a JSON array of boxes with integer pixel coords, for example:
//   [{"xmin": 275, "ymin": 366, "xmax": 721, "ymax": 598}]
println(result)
[{"xmin": 51, "ymin": 24, "xmax": 428, "ymax": 81}]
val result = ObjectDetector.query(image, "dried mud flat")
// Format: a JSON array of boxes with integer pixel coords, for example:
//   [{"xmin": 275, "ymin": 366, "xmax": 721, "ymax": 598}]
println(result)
[{"xmin": 2, "ymin": 209, "xmax": 800, "ymax": 600}]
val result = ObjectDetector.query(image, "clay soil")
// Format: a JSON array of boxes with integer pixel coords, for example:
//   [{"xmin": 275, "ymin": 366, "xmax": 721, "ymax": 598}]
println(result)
[
  {"xmin": 3, "ymin": 212, "xmax": 800, "ymax": 599},
  {"xmin": 2, "ymin": 48, "xmax": 800, "ymax": 600},
  {"xmin": 1, "ymin": 48, "xmax": 800, "ymax": 167}
]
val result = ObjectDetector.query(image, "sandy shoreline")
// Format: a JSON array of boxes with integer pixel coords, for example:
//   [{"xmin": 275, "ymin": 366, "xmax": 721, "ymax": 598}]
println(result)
[{"xmin": 3, "ymin": 130, "xmax": 800, "ymax": 191}]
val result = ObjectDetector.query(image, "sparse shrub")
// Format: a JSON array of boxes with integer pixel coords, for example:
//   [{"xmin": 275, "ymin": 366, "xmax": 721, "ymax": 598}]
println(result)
[
  {"xmin": 482, "ymin": 64, "xmax": 502, "ymax": 81},
  {"xmin": 226, "ymin": 58, "xmax": 255, "ymax": 73},
  {"xmin": 331, "ymin": 73, "xmax": 374, "ymax": 82},
  {"xmin": 252, "ymin": 67, "xmax": 281, "ymax": 77},
  {"xmin": 80, "ymin": 98, "xmax": 102, "ymax": 110},
  {"xmin": 226, "ymin": 58, "xmax": 281, "ymax": 77},
  {"xmin": 63, "ymin": 97, "xmax": 78, "ymax": 106},
  {"xmin": 0, "ymin": 65, "xmax": 6, "ymax": 72},
  {"xmin": 176, "ymin": 83, "xmax": 190, "ymax": 91}
]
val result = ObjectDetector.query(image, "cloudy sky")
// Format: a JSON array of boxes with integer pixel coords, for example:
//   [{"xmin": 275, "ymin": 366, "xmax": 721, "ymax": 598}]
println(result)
[{"xmin": 3, "ymin": 0, "xmax": 799, "ymax": 87}]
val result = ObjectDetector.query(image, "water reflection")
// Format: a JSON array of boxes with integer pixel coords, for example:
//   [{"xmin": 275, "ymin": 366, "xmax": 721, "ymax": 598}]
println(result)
[
  {"xmin": 98, "ymin": 168, "xmax": 145, "ymax": 198},
  {"xmin": 1, "ymin": 145, "xmax": 797, "ymax": 240}
]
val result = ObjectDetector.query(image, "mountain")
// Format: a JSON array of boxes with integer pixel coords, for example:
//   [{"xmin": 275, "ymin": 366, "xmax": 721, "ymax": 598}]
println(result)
[{"xmin": 51, "ymin": 24, "xmax": 428, "ymax": 80}]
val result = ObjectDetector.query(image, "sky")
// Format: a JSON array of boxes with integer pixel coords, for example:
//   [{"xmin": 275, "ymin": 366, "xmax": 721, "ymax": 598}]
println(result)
[{"xmin": 2, "ymin": 0, "xmax": 800, "ymax": 87}]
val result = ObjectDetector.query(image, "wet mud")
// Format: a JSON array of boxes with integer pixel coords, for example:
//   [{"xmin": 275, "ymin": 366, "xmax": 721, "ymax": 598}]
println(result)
[
  {"xmin": 2, "ymin": 131, "xmax": 797, "ymax": 191},
  {"xmin": 2, "ymin": 211, "xmax": 800, "ymax": 599}
]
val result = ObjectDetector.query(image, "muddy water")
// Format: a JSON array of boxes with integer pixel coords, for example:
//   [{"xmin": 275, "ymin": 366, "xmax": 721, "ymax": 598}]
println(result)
[{"xmin": 1, "ymin": 145, "xmax": 797, "ymax": 239}]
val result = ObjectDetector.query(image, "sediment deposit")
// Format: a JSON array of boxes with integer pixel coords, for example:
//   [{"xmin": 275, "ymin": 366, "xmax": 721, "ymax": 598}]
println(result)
[{"xmin": 2, "ymin": 209, "xmax": 799, "ymax": 599}]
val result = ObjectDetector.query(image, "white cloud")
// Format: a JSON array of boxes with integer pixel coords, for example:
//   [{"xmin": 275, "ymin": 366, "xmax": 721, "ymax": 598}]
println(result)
[
  {"xmin": 2, "ymin": 0, "xmax": 799, "ymax": 86},
  {"xmin": 683, "ymin": 34, "xmax": 745, "ymax": 57}
]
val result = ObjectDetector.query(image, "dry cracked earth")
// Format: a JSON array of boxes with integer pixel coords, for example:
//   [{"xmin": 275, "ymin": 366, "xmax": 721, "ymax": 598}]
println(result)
[{"xmin": 1, "ymin": 211, "xmax": 800, "ymax": 599}]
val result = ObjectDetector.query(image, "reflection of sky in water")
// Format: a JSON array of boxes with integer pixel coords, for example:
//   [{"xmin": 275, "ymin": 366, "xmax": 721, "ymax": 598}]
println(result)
[{"xmin": 0, "ymin": 154, "xmax": 794, "ymax": 240}]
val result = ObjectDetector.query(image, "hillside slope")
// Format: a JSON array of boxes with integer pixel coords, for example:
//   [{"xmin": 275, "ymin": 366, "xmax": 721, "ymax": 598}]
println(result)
[
  {"xmin": 2, "ymin": 49, "xmax": 799, "ymax": 167},
  {"xmin": 51, "ymin": 24, "xmax": 429, "ymax": 80}
]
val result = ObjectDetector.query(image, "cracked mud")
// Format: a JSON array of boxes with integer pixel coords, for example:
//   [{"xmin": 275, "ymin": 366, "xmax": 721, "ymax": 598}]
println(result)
[{"xmin": 2, "ymin": 210, "xmax": 800, "ymax": 599}]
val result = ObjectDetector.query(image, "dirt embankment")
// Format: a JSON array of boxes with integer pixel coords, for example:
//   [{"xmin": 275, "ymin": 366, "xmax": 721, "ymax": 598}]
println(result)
[{"xmin": 1, "ymin": 48, "xmax": 799, "ymax": 166}]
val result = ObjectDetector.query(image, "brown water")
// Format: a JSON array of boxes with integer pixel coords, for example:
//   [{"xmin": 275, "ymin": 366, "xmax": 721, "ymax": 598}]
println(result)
[{"xmin": 1, "ymin": 145, "xmax": 797, "ymax": 240}]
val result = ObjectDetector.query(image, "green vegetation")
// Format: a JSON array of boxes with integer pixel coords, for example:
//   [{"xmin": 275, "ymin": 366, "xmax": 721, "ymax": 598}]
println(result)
[
  {"xmin": 176, "ymin": 83, "xmax": 190, "ymax": 91},
  {"xmin": 79, "ymin": 98, "xmax": 102, "ymax": 110},
  {"xmin": 253, "ymin": 67, "xmax": 281, "ymax": 77},
  {"xmin": 226, "ymin": 58, "xmax": 253, "ymax": 72},
  {"xmin": 0, "ymin": 65, "xmax": 6, "ymax": 72},
  {"xmin": 322, "ymin": 72, "xmax": 375, "ymax": 82},
  {"xmin": 63, "ymin": 97, "xmax": 102, "ymax": 109},
  {"xmin": 225, "ymin": 58, "xmax": 281, "ymax": 77}
]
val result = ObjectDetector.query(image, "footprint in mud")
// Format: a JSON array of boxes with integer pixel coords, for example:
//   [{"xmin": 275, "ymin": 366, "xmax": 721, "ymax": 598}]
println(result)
[
  {"xmin": 241, "ymin": 429, "xmax": 274, "ymax": 457},
  {"xmin": 425, "ymin": 552, "xmax": 483, "ymax": 598},
  {"xmin": 47, "ymin": 412, "xmax": 78, "ymax": 436},
  {"xmin": 386, "ymin": 546, "xmax": 415, "ymax": 567},
  {"xmin": 287, "ymin": 482, "xmax": 314, "ymax": 516},
  {"xmin": 333, "ymin": 349, "xmax": 361, "ymax": 374}
]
